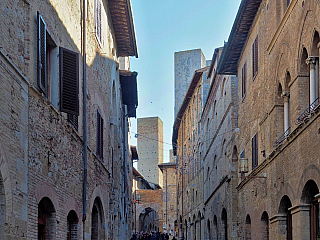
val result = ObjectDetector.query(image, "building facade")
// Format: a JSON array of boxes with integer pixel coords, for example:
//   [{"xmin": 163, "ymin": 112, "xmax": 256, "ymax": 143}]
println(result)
[
  {"xmin": 218, "ymin": 0, "xmax": 320, "ymax": 239},
  {"xmin": 159, "ymin": 162, "xmax": 177, "ymax": 237},
  {"xmin": 0, "ymin": 0, "xmax": 138, "ymax": 239},
  {"xmin": 137, "ymin": 117, "xmax": 164, "ymax": 187},
  {"xmin": 173, "ymin": 62, "xmax": 211, "ymax": 240},
  {"xmin": 202, "ymin": 48, "xmax": 239, "ymax": 240}
]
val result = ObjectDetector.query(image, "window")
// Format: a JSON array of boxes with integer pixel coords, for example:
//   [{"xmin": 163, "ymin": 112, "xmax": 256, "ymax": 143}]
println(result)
[
  {"xmin": 96, "ymin": 110, "xmax": 104, "ymax": 160},
  {"xmin": 242, "ymin": 62, "xmax": 247, "ymax": 99},
  {"xmin": 252, "ymin": 36, "xmax": 259, "ymax": 78},
  {"xmin": 95, "ymin": 0, "xmax": 102, "ymax": 45},
  {"xmin": 59, "ymin": 47, "xmax": 79, "ymax": 116},
  {"xmin": 252, "ymin": 133, "xmax": 258, "ymax": 169},
  {"xmin": 287, "ymin": 0, "xmax": 290, "ymax": 7},
  {"xmin": 37, "ymin": 12, "xmax": 58, "ymax": 105}
]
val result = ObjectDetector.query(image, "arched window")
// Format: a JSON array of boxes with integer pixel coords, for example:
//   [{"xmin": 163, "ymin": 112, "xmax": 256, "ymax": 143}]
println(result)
[
  {"xmin": 67, "ymin": 210, "xmax": 79, "ymax": 240},
  {"xmin": 38, "ymin": 197, "xmax": 56, "ymax": 240},
  {"xmin": 261, "ymin": 211, "xmax": 269, "ymax": 240},
  {"xmin": 245, "ymin": 214, "xmax": 251, "ymax": 240}
]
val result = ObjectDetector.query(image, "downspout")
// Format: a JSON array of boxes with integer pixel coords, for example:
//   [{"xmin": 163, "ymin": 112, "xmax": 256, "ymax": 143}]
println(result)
[{"xmin": 82, "ymin": 0, "xmax": 88, "ymax": 238}]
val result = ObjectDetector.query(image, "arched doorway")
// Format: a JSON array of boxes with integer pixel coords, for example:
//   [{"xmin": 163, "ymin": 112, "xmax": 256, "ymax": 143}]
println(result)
[
  {"xmin": 245, "ymin": 214, "xmax": 251, "ymax": 240},
  {"xmin": 0, "ymin": 173, "xmax": 5, "ymax": 239},
  {"xmin": 278, "ymin": 195, "xmax": 292, "ymax": 240},
  {"xmin": 261, "ymin": 211, "xmax": 269, "ymax": 240},
  {"xmin": 91, "ymin": 197, "xmax": 104, "ymax": 240},
  {"xmin": 207, "ymin": 219, "xmax": 211, "ymax": 240},
  {"xmin": 301, "ymin": 180, "xmax": 319, "ymax": 239},
  {"xmin": 221, "ymin": 208, "xmax": 227, "ymax": 240},
  {"xmin": 213, "ymin": 215, "xmax": 218, "ymax": 240},
  {"xmin": 38, "ymin": 197, "xmax": 56, "ymax": 240},
  {"xmin": 67, "ymin": 210, "xmax": 79, "ymax": 240},
  {"xmin": 138, "ymin": 207, "xmax": 159, "ymax": 233}
]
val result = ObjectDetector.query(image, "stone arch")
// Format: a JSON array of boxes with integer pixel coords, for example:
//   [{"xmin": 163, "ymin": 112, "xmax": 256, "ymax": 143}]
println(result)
[
  {"xmin": 35, "ymin": 182, "xmax": 59, "ymax": 213},
  {"xmin": 67, "ymin": 210, "xmax": 79, "ymax": 240},
  {"xmin": 301, "ymin": 179, "xmax": 319, "ymax": 204},
  {"xmin": 300, "ymin": 180, "xmax": 320, "ymax": 239},
  {"xmin": 278, "ymin": 195, "xmax": 292, "ymax": 240},
  {"xmin": 297, "ymin": 165, "xmax": 320, "ymax": 198},
  {"xmin": 91, "ymin": 197, "xmax": 105, "ymax": 240},
  {"xmin": 38, "ymin": 197, "xmax": 56, "ymax": 239},
  {"xmin": 65, "ymin": 197, "xmax": 80, "ymax": 223},
  {"xmin": 297, "ymin": 7, "xmax": 320, "ymax": 67},
  {"xmin": 261, "ymin": 211, "xmax": 269, "ymax": 240}
]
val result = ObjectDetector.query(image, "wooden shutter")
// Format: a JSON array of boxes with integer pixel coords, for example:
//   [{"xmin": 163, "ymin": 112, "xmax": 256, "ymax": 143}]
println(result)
[
  {"xmin": 252, "ymin": 42, "xmax": 255, "ymax": 77},
  {"xmin": 37, "ymin": 12, "xmax": 47, "ymax": 94},
  {"xmin": 242, "ymin": 63, "xmax": 247, "ymax": 98},
  {"xmin": 60, "ymin": 47, "xmax": 79, "ymax": 115},
  {"xmin": 97, "ymin": 111, "xmax": 104, "ymax": 160}
]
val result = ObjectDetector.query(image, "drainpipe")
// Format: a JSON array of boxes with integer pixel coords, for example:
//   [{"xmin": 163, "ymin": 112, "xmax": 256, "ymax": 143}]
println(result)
[{"xmin": 82, "ymin": 0, "xmax": 88, "ymax": 238}]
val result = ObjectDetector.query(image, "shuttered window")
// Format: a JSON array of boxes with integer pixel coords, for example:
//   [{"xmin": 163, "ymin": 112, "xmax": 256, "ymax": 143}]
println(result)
[
  {"xmin": 242, "ymin": 62, "xmax": 247, "ymax": 99},
  {"xmin": 59, "ymin": 47, "xmax": 79, "ymax": 116},
  {"xmin": 37, "ymin": 12, "xmax": 47, "ymax": 95},
  {"xmin": 252, "ymin": 36, "xmax": 258, "ymax": 78},
  {"xmin": 95, "ymin": 0, "xmax": 102, "ymax": 45},
  {"xmin": 252, "ymin": 133, "xmax": 258, "ymax": 169},
  {"xmin": 96, "ymin": 110, "xmax": 104, "ymax": 160}
]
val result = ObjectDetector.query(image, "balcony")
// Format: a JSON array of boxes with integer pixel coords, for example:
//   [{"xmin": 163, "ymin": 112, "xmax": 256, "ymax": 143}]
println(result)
[
  {"xmin": 296, "ymin": 97, "xmax": 320, "ymax": 125},
  {"xmin": 273, "ymin": 127, "xmax": 291, "ymax": 149}
]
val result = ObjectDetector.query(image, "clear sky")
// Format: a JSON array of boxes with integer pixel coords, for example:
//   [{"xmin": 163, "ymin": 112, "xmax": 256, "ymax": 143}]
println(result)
[{"xmin": 129, "ymin": 0, "xmax": 242, "ymax": 163}]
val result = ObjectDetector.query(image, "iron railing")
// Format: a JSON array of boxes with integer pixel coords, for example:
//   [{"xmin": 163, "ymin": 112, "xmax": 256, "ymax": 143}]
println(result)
[
  {"xmin": 273, "ymin": 127, "xmax": 291, "ymax": 149},
  {"xmin": 296, "ymin": 97, "xmax": 320, "ymax": 125}
]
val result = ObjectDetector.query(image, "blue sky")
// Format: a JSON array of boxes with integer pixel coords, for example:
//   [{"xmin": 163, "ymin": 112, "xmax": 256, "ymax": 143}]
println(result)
[{"xmin": 129, "ymin": 0, "xmax": 241, "ymax": 162}]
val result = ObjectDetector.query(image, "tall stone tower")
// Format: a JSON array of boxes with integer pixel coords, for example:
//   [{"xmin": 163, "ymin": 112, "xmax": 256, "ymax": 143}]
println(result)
[
  {"xmin": 174, "ymin": 49, "xmax": 206, "ymax": 118},
  {"xmin": 137, "ymin": 117, "xmax": 164, "ymax": 187}
]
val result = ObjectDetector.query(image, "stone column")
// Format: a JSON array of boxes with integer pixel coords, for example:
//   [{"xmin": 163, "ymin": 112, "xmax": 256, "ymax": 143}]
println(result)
[
  {"xmin": 289, "ymin": 204, "xmax": 310, "ymax": 240},
  {"xmin": 281, "ymin": 92, "xmax": 290, "ymax": 132},
  {"xmin": 270, "ymin": 214, "xmax": 287, "ymax": 240},
  {"xmin": 306, "ymin": 57, "xmax": 318, "ymax": 105}
]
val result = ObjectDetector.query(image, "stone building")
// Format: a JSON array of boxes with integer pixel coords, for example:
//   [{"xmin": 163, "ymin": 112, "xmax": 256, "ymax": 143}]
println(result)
[
  {"xmin": 0, "ymin": 0, "xmax": 138, "ymax": 239},
  {"xmin": 137, "ymin": 117, "xmax": 164, "ymax": 187},
  {"xmin": 218, "ymin": 0, "xmax": 320, "ymax": 239},
  {"xmin": 201, "ymin": 47, "xmax": 238, "ymax": 240},
  {"xmin": 172, "ymin": 62, "xmax": 211, "ymax": 240},
  {"xmin": 174, "ymin": 49, "xmax": 207, "ymax": 118},
  {"xmin": 158, "ymin": 162, "xmax": 177, "ymax": 237}
]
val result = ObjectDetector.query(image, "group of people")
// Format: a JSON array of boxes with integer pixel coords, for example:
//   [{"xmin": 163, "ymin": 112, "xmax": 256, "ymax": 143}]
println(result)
[{"xmin": 130, "ymin": 231, "xmax": 177, "ymax": 240}]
